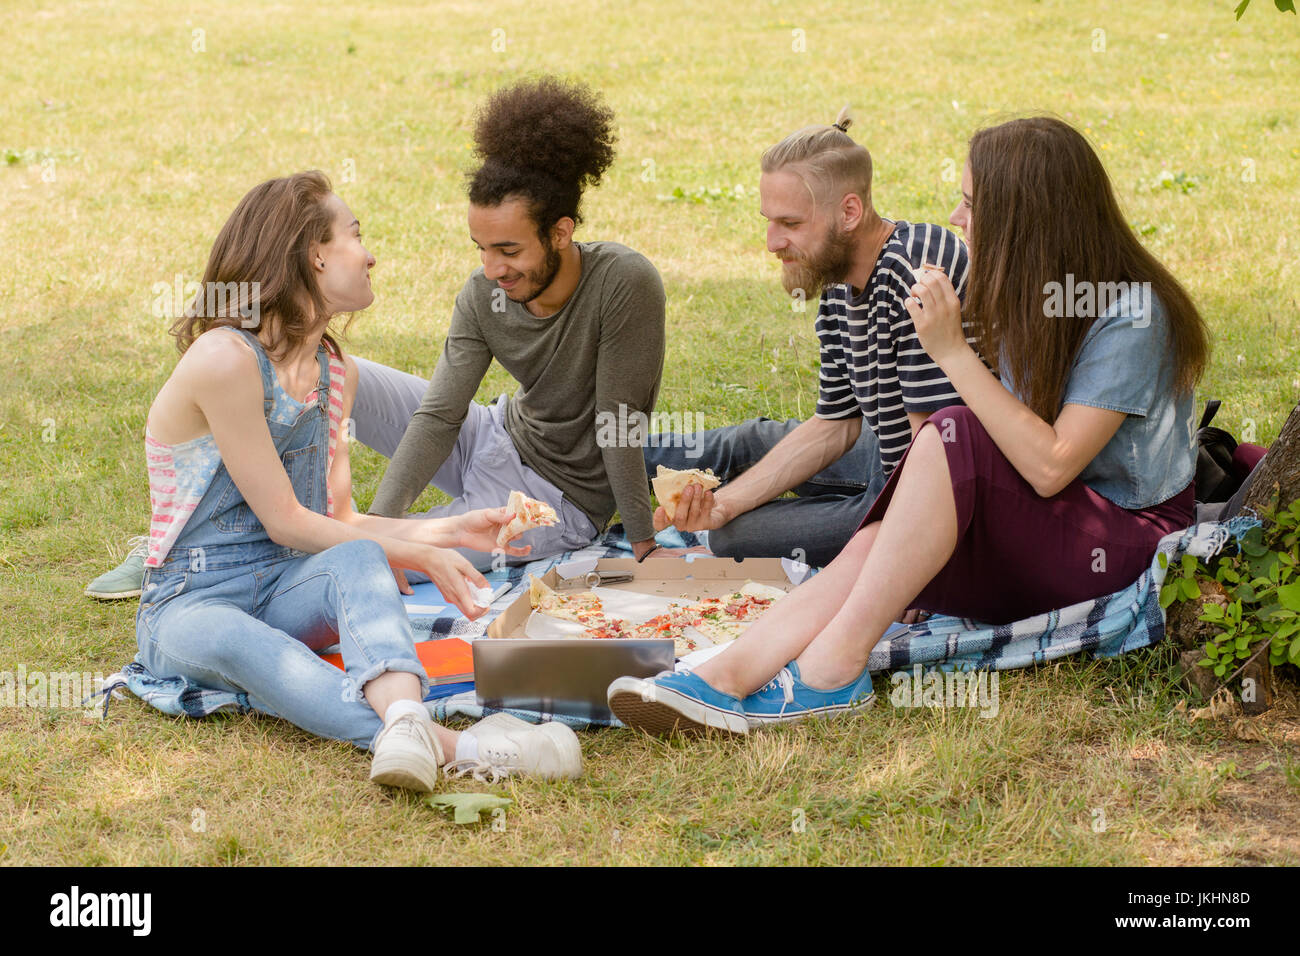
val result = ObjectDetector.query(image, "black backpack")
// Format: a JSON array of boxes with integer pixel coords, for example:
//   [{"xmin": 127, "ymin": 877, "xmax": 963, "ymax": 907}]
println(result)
[{"xmin": 1195, "ymin": 399, "xmax": 1244, "ymax": 504}]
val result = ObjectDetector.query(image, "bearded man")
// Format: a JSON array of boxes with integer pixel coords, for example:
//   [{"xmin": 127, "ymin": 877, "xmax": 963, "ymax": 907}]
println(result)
[{"xmin": 643, "ymin": 111, "xmax": 972, "ymax": 569}]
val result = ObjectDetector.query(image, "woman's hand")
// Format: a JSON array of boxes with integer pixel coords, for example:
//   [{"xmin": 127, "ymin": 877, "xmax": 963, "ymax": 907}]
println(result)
[
  {"xmin": 455, "ymin": 507, "xmax": 533, "ymax": 559},
  {"xmin": 905, "ymin": 267, "xmax": 969, "ymax": 368},
  {"xmin": 395, "ymin": 545, "xmax": 492, "ymax": 620}
]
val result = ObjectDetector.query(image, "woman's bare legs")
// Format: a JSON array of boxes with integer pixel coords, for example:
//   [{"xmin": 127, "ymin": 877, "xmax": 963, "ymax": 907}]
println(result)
[
  {"xmin": 695, "ymin": 422, "xmax": 960, "ymax": 697},
  {"xmin": 796, "ymin": 423, "xmax": 958, "ymax": 689},
  {"xmin": 365, "ymin": 671, "xmax": 460, "ymax": 757},
  {"xmin": 693, "ymin": 523, "xmax": 880, "ymax": 697}
]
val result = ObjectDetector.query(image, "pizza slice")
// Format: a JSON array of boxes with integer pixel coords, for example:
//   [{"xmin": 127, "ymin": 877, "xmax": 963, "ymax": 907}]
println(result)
[
  {"xmin": 527, "ymin": 574, "xmax": 602, "ymax": 623},
  {"xmin": 633, "ymin": 604, "xmax": 706, "ymax": 655},
  {"xmin": 908, "ymin": 260, "xmax": 946, "ymax": 286},
  {"xmin": 684, "ymin": 586, "xmax": 782, "ymax": 645},
  {"xmin": 584, "ymin": 615, "xmax": 637, "ymax": 640},
  {"xmin": 651, "ymin": 465, "xmax": 722, "ymax": 523},
  {"xmin": 738, "ymin": 581, "xmax": 787, "ymax": 602},
  {"xmin": 497, "ymin": 490, "xmax": 559, "ymax": 548},
  {"xmin": 686, "ymin": 596, "xmax": 744, "ymax": 645}
]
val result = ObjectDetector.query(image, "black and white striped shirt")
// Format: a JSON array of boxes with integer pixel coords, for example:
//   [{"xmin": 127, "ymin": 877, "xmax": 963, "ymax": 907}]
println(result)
[{"xmin": 814, "ymin": 220, "xmax": 972, "ymax": 475}]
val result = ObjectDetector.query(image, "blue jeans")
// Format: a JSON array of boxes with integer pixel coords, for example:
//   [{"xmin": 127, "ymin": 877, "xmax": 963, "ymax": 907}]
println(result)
[
  {"xmin": 138, "ymin": 540, "xmax": 427, "ymax": 751},
  {"xmin": 642, "ymin": 417, "xmax": 886, "ymax": 568}
]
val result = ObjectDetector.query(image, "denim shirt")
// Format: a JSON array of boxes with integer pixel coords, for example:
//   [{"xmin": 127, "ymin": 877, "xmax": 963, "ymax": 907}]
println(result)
[{"xmin": 1005, "ymin": 285, "xmax": 1196, "ymax": 510}]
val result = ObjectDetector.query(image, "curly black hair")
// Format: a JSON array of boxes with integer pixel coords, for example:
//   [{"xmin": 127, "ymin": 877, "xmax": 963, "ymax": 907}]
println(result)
[{"xmin": 467, "ymin": 76, "xmax": 617, "ymax": 237}]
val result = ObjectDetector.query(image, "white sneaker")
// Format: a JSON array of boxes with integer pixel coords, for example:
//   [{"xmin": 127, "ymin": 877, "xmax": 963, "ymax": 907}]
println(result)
[
  {"xmin": 369, "ymin": 712, "xmax": 444, "ymax": 792},
  {"xmin": 445, "ymin": 713, "xmax": 583, "ymax": 783}
]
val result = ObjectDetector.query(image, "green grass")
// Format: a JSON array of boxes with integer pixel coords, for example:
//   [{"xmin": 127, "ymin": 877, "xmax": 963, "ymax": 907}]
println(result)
[{"xmin": 2, "ymin": 0, "xmax": 1300, "ymax": 865}]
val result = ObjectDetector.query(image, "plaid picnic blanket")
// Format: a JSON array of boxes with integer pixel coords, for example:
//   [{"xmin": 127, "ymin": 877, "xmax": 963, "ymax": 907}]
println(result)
[
  {"xmin": 94, "ymin": 527, "xmax": 705, "ymax": 727},
  {"xmin": 94, "ymin": 518, "xmax": 1259, "ymax": 731}
]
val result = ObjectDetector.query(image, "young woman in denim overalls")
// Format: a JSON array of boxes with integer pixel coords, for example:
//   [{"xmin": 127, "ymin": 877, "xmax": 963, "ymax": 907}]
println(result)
[{"xmin": 137, "ymin": 171, "xmax": 581, "ymax": 790}]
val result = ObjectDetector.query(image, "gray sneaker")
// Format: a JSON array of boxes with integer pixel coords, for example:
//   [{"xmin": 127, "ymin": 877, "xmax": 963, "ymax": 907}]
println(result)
[{"xmin": 84, "ymin": 535, "xmax": 148, "ymax": 600}]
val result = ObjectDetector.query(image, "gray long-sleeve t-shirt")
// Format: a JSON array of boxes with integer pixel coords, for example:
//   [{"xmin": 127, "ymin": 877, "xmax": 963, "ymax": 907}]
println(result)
[{"xmin": 369, "ymin": 241, "xmax": 666, "ymax": 542}]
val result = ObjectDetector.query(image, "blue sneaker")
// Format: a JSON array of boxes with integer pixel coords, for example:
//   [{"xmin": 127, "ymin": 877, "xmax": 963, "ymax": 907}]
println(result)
[
  {"xmin": 607, "ymin": 670, "xmax": 750, "ymax": 736},
  {"xmin": 741, "ymin": 660, "xmax": 875, "ymax": 727}
]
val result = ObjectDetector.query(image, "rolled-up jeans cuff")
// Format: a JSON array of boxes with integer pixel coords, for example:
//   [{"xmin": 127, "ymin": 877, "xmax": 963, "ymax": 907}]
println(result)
[{"xmin": 346, "ymin": 657, "xmax": 431, "ymax": 706}]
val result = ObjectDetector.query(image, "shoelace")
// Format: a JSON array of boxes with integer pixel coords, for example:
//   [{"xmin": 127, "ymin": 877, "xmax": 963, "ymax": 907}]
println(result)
[
  {"xmin": 382, "ymin": 715, "xmax": 442, "ymax": 763},
  {"xmin": 443, "ymin": 737, "xmax": 527, "ymax": 784},
  {"xmin": 443, "ymin": 758, "xmax": 510, "ymax": 785},
  {"xmin": 762, "ymin": 667, "xmax": 796, "ymax": 716},
  {"xmin": 124, "ymin": 535, "xmax": 150, "ymax": 559}
]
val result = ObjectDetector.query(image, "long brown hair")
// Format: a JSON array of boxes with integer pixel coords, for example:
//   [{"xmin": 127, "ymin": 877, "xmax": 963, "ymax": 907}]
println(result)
[
  {"xmin": 169, "ymin": 170, "xmax": 342, "ymax": 359},
  {"xmin": 963, "ymin": 117, "xmax": 1209, "ymax": 422}
]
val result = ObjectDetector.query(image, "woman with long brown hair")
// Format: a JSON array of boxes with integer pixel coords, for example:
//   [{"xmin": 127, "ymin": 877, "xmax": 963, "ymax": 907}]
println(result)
[
  {"xmin": 610, "ymin": 116, "xmax": 1209, "ymax": 733},
  {"xmin": 137, "ymin": 170, "xmax": 581, "ymax": 787}
]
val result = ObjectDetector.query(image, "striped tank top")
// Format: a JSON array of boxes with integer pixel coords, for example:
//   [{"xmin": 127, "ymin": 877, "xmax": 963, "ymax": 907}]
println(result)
[{"xmin": 143, "ymin": 330, "xmax": 346, "ymax": 568}]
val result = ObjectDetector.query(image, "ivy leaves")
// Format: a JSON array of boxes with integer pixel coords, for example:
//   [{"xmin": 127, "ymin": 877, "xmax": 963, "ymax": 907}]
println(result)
[{"xmin": 1162, "ymin": 505, "xmax": 1300, "ymax": 684}]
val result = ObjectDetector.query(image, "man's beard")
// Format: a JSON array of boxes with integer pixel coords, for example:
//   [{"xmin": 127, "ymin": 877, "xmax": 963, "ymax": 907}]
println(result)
[
  {"xmin": 780, "ymin": 223, "xmax": 854, "ymax": 297},
  {"xmin": 515, "ymin": 239, "xmax": 564, "ymax": 304}
]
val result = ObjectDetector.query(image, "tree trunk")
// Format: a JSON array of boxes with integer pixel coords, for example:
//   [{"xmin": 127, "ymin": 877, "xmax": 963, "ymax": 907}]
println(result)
[{"xmin": 1242, "ymin": 401, "xmax": 1300, "ymax": 517}]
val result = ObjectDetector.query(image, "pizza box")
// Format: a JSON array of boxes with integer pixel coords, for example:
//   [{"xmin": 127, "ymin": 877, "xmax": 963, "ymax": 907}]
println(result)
[
  {"xmin": 476, "ymin": 556, "xmax": 809, "ymax": 720},
  {"xmin": 485, "ymin": 556, "xmax": 806, "ymax": 639}
]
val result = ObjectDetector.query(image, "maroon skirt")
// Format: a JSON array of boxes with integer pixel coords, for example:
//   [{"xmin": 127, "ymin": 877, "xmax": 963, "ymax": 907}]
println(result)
[{"xmin": 857, "ymin": 406, "xmax": 1194, "ymax": 625}]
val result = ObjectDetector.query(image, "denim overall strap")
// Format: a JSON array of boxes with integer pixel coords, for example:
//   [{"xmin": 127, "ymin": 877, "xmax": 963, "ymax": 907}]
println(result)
[
  {"xmin": 227, "ymin": 325, "xmax": 332, "ymax": 421},
  {"xmin": 152, "ymin": 329, "xmax": 335, "ymax": 570},
  {"xmin": 226, "ymin": 326, "xmax": 331, "ymax": 415},
  {"xmin": 228, "ymin": 327, "xmax": 277, "ymax": 419}
]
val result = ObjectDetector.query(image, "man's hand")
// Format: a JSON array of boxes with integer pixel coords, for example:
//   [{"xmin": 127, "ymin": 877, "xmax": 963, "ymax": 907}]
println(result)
[
  {"xmin": 393, "ymin": 568, "xmax": 412, "ymax": 594},
  {"xmin": 653, "ymin": 482, "xmax": 729, "ymax": 533},
  {"xmin": 630, "ymin": 537, "xmax": 712, "ymax": 559}
]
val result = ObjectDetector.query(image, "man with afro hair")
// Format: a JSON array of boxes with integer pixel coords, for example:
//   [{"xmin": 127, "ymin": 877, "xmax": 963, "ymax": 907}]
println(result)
[{"xmin": 353, "ymin": 76, "xmax": 667, "ymax": 569}]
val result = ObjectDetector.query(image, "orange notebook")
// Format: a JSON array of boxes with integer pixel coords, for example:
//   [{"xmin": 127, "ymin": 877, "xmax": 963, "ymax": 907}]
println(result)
[{"xmin": 322, "ymin": 638, "xmax": 473, "ymax": 686}]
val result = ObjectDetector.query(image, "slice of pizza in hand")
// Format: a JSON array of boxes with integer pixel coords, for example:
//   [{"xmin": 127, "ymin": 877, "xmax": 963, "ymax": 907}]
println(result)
[
  {"xmin": 909, "ymin": 260, "xmax": 946, "ymax": 286},
  {"xmin": 652, "ymin": 465, "xmax": 722, "ymax": 523},
  {"xmin": 497, "ymin": 490, "xmax": 559, "ymax": 548}
]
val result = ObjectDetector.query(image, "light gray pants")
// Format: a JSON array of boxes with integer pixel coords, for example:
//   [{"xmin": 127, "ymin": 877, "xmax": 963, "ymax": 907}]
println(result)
[{"xmin": 352, "ymin": 357, "xmax": 600, "ymax": 571}]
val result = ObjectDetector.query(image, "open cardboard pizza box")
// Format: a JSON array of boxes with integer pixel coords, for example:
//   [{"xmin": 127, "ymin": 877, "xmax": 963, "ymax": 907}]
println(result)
[
  {"xmin": 486, "ymin": 555, "xmax": 806, "ymax": 639},
  {"xmin": 476, "ymin": 556, "xmax": 809, "ymax": 720}
]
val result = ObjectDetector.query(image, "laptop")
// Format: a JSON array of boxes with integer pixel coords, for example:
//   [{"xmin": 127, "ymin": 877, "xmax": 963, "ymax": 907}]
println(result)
[{"xmin": 473, "ymin": 638, "xmax": 675, "ymax": 722}]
